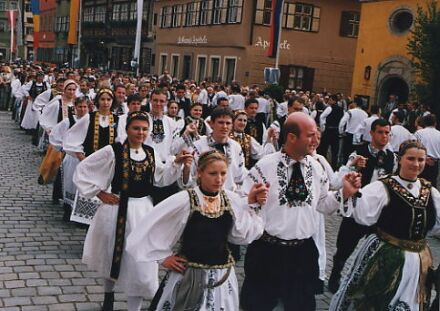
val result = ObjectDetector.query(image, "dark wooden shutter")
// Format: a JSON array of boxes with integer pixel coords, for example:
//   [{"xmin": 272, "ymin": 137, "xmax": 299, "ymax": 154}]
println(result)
[
  {"xmin": 340, "ymin": 11, "xmax": 350, "ymax": 37},
  {"xmin": 279, "ymin": 65, "xmax": 290, "ymax": 89},
  {"xmin": 303, "ymin": 67, "xmax": 315, "ymax": 92}
]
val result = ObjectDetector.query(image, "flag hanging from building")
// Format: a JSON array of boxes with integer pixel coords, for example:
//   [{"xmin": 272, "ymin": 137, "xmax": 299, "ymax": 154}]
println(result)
[
  {"xmin": 267, "ymin": 0, "xmax": 284, "ymax": 58},
  {"xmin": 16, "ymin": 3, "xmax": 23, "ymax": 47},
  {"xmin": 67, "ymin": 0, "xmax": 79, "ymax": 45},
  {"xmin": 31, "ymin": 0, "xmax": 40, "ymax": 49},
  {"xmin": 7, "ymin": 10, "xmax": 17, "ymax": 54}
]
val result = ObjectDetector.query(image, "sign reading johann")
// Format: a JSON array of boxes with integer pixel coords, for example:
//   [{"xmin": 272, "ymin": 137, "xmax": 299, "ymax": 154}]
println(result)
[{"xmin": 177, "ymin": 35, "xmax": 208, "ymax": 45}]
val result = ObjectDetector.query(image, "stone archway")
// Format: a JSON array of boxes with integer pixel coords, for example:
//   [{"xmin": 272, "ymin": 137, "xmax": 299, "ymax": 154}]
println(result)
[
  {"xmin": 374, "ymin": 55, "xmax": 414, "ymax": 106},
  {"xmin": 378, "ymin": 76, "xmax": 409, "ymax": 107}
]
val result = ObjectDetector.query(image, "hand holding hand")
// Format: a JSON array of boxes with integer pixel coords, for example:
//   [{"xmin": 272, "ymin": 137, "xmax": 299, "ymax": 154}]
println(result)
[
  {"xmin": 352, "ymin": 155, "xmax": 367, "ymax": 168},
  {"xmin": 97, "ymin": 191, "xmax": 120, "ymax": 205},
  {"xmin": 162, "ymin": 255, "xmax": 187, "ymax": 274},
  {"xmin": 342, "ymin": 172, "xmax": 362, "ymax": 199},
  {"xmin": 248, "ymin": 182, "xmax": 270, "ymax": 205},
  {"xmin": 184, "ymin": 123, "xmax": 198, "ymax": 136}
]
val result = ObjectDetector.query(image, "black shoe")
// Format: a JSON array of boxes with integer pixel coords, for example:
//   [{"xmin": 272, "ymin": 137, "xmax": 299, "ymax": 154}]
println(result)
[
  {"xmin": 102, "ymin": 292, "xmax": 114, "ymax": 311},
  {"xmin": 328, "ymin": 262, "xmax": 343, "ymax": 294}
]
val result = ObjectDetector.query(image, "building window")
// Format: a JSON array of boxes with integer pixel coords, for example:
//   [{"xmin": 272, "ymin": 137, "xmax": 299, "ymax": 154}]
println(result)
[
  {"xmin": 95, "ymin": 6, "xmax": 106, "ymax": 23},
  {"xmin": 212, "ymin": 0, "xmax": 225, "ymax": 24},
  {"xmin": 120, "ymin": 3, "xmax": 129, "ymax": 21},
  {"xmin": 182, "ymin": 55, "xmax": 192, "ymax": 80},
  {"xmin": 390, "ymin": 9, "xmax": 413, "ymax": 34},
  {"xmin": 196, "ymin": 56, "xmax": 207, "ymax": 82},
  {"xmin": 129, "ymin": 3, "xmax": 136, "ymax": 20},
  {"xmin": 255, "ymin": 0, "xmax": 272, "ymax": 26},
  {"xmin": 223, "ymin": 57, "xmax": 236, "ymax": 85},
  {"xmin": 227, "ymin": 0, "xmax": 242, "ymax": 23},
  {"xmin": 161, "ymin": 6, "xmax": 172, "ymax": 28},
  {"xmin": 9, "ymin": 1, "xmax": 17, "ymax": 10},
  {"xmin": 113, "ymin": 4, "xmax": 120, "ymax": 21},
  {"xmin": 292, "ymin": 3, "xmax": 320, "ymax": 32},
  {"xmin": 0, "ymin": 1, "xmax": 6, "ymax": 11},
  {"xmin": 0, "ymin": 20, "xmax": 7, "ymax": 32},
  {"xmin": 210, "ymin": 57, "xmax": 221, "ymax": 82},
  {"xmin": 172, "ymin": 5, "xmax": 183, "ymax": 27},
  {"xmin": 160, "ymin": 54, "xmax": 168, "ymax": 74},
  {"xmin": 171, "ymin": 54, "xmax": 180, "ymax": 79},
  {"xmin": 340, "ymin": 11, "xmax": 360, "ymax": 38},
  {"xmin": 199, "ymin": 1, "xmax": 211, "ymax": 25},
  {"xmin": 83, "ymin": 7, "xmax": 94, "ymax": 22},
  {"xmin": 25, "ymin": 27, "xmax": 33, "ymax": 35},
  {"xmin": 288, "ymin": 66, "xmax": 304, "ymax": 89}
]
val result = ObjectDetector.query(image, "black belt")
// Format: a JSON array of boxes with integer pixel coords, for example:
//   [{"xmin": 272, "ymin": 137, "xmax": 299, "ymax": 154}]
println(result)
[{"xmin": 260, "ymin": 231, "xmax": 306, "ymax": 247}]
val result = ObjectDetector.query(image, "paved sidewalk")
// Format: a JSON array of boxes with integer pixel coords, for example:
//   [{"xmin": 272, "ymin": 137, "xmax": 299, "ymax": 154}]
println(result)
[{"xmin": 0, "ymin": 111, "xmax": 439, "ymax": 311}]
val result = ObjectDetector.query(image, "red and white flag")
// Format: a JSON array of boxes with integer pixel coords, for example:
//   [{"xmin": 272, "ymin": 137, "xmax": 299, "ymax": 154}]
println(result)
[{"xmin": 7, "ymin": 10, "xmax": 18, "ymax": 54}]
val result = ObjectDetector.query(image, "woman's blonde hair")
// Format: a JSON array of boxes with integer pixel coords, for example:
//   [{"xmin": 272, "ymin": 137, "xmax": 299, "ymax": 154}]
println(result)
[{"xmin": 196, "ymin": 151, "xmax": 228, "ymax": 184}]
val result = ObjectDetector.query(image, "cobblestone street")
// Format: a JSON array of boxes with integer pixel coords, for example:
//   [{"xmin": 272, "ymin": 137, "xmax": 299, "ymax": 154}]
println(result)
[{"xmin": 1, "ymin": 110, "xmax": 440, "ymax": 311}]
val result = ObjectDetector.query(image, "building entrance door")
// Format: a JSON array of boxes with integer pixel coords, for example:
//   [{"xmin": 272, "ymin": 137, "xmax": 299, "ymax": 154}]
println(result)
[{"xmin": 378, "ymin": 76, "xmax": 409, "ymax": 106}]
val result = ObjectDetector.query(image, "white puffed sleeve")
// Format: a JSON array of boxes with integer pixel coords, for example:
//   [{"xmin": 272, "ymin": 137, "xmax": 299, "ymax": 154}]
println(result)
[
  {"xmin": 33, "ymin": 90, "xmax": 52, "ymax": 112},
  {"xmin": 115, "ymin": 114, "xmax": 127, "ymax": 144},
  {"xmin": 428, "ymin": 187, "xmax": 440, "ymax": 236},
  {"xmin": 49, "ymin": 119, "xmax": 69, "ymax": 151},
  {"xmin": 39, "ymin": 97, "xmax": 61, "ymax": 131},
  {"xmin": 153, "ymin": 151, "xmax": 181, "ymax": 187},
  {"xmin": 63, "ymin": 113, "xmax": 90, "ymax": 156},
  {"xmin": 351, "ymin": 181, "xmax": 389, "ymax": 226},
  {"xmin": 227, "ymin": 190, "xmax": 264, "ymax": 245},
  {"xmin": 73, "ymin": 145, "xmax": 115, "ymax": 198},
  {"xmin": 126, "ymin": 191, "xmax": 191, "ymax": 263},
  {"xmin": 250, "ymin": 136, "xmax": 276, "ymax": 161}
]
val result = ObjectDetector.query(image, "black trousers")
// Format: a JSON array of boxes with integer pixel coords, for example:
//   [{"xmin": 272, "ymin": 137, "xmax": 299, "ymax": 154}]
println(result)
[
  {"xmin": 52, "ymin": 169, "xmax": 63, "ymax": 203},
  {"xmin": 420, "ymin": 160, "xmax": 439, "ymax": 188},
  {"xmin": 341, "ymin": 133, "xmax": 354, "ymax": 165},
  {"xmin": 318, "ymin": 128, "xmax": 339, "ymax": 169},
  {"xmin": 333, "ymin": 217, "xmax": 373, "ymax": 267},
  {"xmin": 241, "ymin": 238, "xmax": 319, "ymax": 311}
]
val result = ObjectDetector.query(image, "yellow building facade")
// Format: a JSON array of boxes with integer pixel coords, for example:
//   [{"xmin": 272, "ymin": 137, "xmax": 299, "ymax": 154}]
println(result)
[{"xmin": 351, "ymin": 0, "xmax": 432, "ymax": 108}]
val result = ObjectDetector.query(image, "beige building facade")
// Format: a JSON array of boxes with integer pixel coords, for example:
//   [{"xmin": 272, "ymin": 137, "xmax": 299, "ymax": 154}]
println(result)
[{"xmin": 154, "ymin": 0, "xmax": 361, "ymax": 94}]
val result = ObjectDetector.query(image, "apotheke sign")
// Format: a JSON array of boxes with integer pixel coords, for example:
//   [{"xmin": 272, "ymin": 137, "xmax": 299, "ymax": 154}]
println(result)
[
  {"xmin": 255, "ymin": 36, "xmax": 291, "ymax": 50},
  {"xmin": 177, "ymin": 35, "xmax": 208, "ymax": 45}
]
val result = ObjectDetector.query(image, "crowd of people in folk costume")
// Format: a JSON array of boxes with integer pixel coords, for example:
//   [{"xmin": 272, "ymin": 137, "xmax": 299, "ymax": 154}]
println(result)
[{"xmin": 3, "ymin": 62, "xmax": 440, "ymax": 311}]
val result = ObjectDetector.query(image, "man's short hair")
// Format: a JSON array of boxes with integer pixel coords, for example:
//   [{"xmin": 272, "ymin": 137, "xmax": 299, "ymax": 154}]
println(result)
[
  {"xmin": 211, "ymin": 107, "xmax": 234, "ymax": 122},
  {"xmin": 114, "ymin": 84, "xmax": 126, "ymax": 91},
  {"xmin": 244, "ymin": 98, "xmax": 259, "ymax": 109},
  {"xmin": 422, "ymin": 114, "xmax": 437, "ymax": 127},
  {"xmin": 287, "ymin": 96, "xmax": 305, "ymax": 107},
  {"xmin": 371, "ymin": 118, "xmax": 391, "ymax": 131},
  {"xmin": 127, "ymin": 94, "xmax": 142, "ymax": 104},
  {"xmin": 370, "ymin": 105, "xmax": 380, "ymax": 115}
]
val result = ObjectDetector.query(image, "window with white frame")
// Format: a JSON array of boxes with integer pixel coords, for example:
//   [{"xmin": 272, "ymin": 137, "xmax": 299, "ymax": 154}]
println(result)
[
  {"xmin": 196, "ymin": 56, "xmax": 207, "ymax": 82},
  {"xmin": 129, "ymin": 3, "xmax": 136, "ymax": 20},
  {"xmin": 160, "ymin": 54, "xmax": 168, "ymax": 75},
  {"xmin": 0, "ymin": 1, "xmax": 6, "ymax": 11},
  {"xmin": 0, "ymin": 20, "xmax": 7, "ymax": 32},
  {"xmin": 292, "ymin": 3, "xmax": 320, "ymax": 32},
  {"xmin": 172, "ymin": 5, "xmax": 183, "ymax": 27},
  {"xmin": 95, "ymin": 6, "xmax": 106, "ymax": 22},
  {"xmin": 255, "ymin": 0, "xmax": 272, "ymax": 25},
  {"xmin": 227, "ymin": 0, "xmax": 242, "ymax": 23},
  {"xmin": 199, "ymin": 0, "xmax": 211, "ymax": 25},
  {"xmin": 120, "ymin": 3, "xmax": 129, "ymax": 21},
  {"xmin": 83, "ymin": 7, "xmax": 94, "ymax": 22},
  {"xmin": 224, "ymin": 57, "xmax": 236, "ymax": 85},
  {"xmin": 210, "ymin": 57, "xmax": 221, "ymax": 82},
  {"xmin": 161, "ymin": 6, "xmax": 172, "ymax": 28},
  {"xmin": 171, "ymin": 54, "xmax": 180, "ymax": 79},
  {"xmin": 113, "ymin": 4, "xmax": 120, "ymax": 21},
  {"xmin": 340, "ymin": 11, "xmax": 360, "ymax": 38},
  {"xmin": 212, "ymin": 0, "xmax": 224, "ymax": 24}
]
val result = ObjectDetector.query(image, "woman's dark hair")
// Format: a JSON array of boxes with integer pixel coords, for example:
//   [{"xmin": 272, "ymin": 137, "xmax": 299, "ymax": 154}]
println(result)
[
  {"xmin": 94, "ymin": 88, "xmax": 114, "ymax": 108},
  {"xmin": 125, "ymin": 111, "xmax": 150, "ymax": 130}
]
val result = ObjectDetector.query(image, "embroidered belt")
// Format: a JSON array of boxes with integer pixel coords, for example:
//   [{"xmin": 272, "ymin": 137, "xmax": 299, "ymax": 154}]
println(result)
[
  {"xmin": 377, "ymin": 228, "xmax": 427, "ymax": 252},
  {"xmin": 260, "ymin": 231, "xmax": 306, "ymax": 247},
  {"xmin": 185, "ymin": 253, "xmax": 235, "ymax": 270}
]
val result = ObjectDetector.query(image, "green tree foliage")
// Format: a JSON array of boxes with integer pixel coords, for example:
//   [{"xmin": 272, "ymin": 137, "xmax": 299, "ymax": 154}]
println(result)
[{"xmin": 407, "ymin": 1, "xmax": 440, "ymax": 116}]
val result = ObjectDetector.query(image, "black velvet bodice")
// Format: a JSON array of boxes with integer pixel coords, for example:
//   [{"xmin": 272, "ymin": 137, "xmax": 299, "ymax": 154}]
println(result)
[
  {"xmin": 377, "ymin": 177, "xmax": 436, "ymax": 241},
  {"xmin": 357, "ymin": 144, "xmax": 395, "ymax": 187},
  {"xmin": 83, "ymin": 112, "xmax": 118, "ymax": 156},
  {"xmin": 180, "ymin": 211, "xmax": 233, "ymax": 266},
  {"xmin": 110, "ymin": 143, "xmax": 155, "ymax": 198}
]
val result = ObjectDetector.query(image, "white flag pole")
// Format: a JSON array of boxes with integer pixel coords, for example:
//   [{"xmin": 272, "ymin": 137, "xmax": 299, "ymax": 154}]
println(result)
[{"xmin": 133, "ymin": 0, "xmax": 143, "ymax": 76}]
